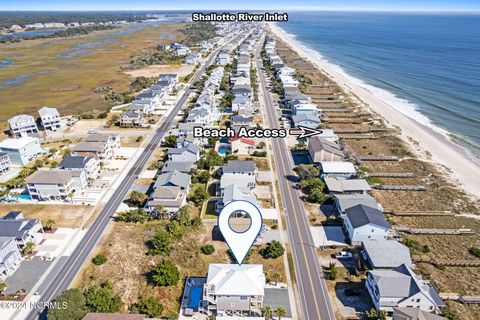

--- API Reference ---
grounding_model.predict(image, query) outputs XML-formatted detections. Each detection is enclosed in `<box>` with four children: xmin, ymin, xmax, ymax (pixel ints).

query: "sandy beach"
<box><xmin>269</xmin><ymin>23</ymin><xmax>480</xmax><ymax>199</ymax></box>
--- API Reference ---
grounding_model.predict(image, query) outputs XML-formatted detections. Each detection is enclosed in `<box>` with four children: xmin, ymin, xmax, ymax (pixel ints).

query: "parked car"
<box><xmin>334</xmin><ymin>251</ymin><xmax>353</xmax><ymax>259</ymax></box>
<box><xmin>344</xmin><ymin>288</ymin><xmax>361</xmax><ymax>296</ymax></box>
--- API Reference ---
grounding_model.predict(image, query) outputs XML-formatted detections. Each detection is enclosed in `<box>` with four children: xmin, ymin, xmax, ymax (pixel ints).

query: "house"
<box><xmin>154</xmin><ymin>170</ymin><xmax>191</xmax><ymax>191</ymax></box>
<box><xmin>216</xmin><ymin>49</ymin><xmax>231</xmax><ymax>65</ymax></box>
<box><xmin>0</xmin><ymin>237</ymin><xmax>22</xmax><ymax>278</ymax></box>
<box><xmin>217</xmin><ymin>183</ymin><xmax>258</xmax><ymax>212</ymax></box>
<box><xmin>393</xmin><ymin>307</ymin><xmax>446</xmax><ymax>320</ymax></box>
<box><xmin>184</xmin><ymin>52</ymin><xmax>201</xmax><ymax>64</ymax></box>
<box><xmin>219</xmin><ymin>161</ymin><xmax>257</xmax><ymax>195</ymax></box>
<box><xmin>362</xmin><ymin>240</ymin><xmax>412</xmax><ymax>269</ymax></box>
<box><xmin>307</xmin><ymin>129</ymin><xmax>338</xmax><ymax>143</ymax></box>
<box><xmin>203</xmin><ymin>264</ymin><xmax>265</xmax><ymax>317</ymax></box>
<box><xmin>8</xmin><ymin>114</ymin><xmax>39</xmax><ymax>138</ymax></box>
<box><xmin>171</xmin><ymin>43</ymin><xmax>190</xmax><ymax>56</ymax></box>
<box><xmin>231</xmin><ymin>96</ymin><xmax>253</xmax><ymax>113</ymax></box>
<box><xmin>72</xmin><ymin>133</ymin><xmax>120</xmax><ymax>160</ymax></box>
<box><xmin>230</xmin><ymin>115</ymin><xmax>253</xmax><ymax>128</ymax></box>
<box><xmin>161</xmin><ymin>161</ymin><xmax>194</xmax><ymax>174</ymax></box>
<box><xmin>0</xmin><ymin>211</ymin><xmax>43</xmax><ymax>246</ymax></box>
<box><xmin>58</xmin><ymin>156</ymin><xmax>101</xmax><ymax>180</ymax></box>
<box><xmin>145</xmin><ymin>186</ymin><xmax>187</xmax><ymax>214</ymax></box>
<box><xmin>279</xmin><ymin>75</ymin><xmax>299</xmax><ymax>89</ymax></box>
<box><xmin>325</xmin><ymin>177</ymin><xmax>371</xmax><ymax>194</ymax></box>
<box><xmin>320</xmin><ymin>161</ymin><xmax>356</xmax><ymax>178</ymax></box>
<box><xmin>231</xmin><ymin>85</ymin><xmax>252</xmax><ymax>98</ymax></box>
<box><xmin>343</xmin><ymin>204</ymin><xmax>391</xmax><ymax>244</ymax></box>
<box><xmin>334</xmin><ymin>193</ymin><xmax>380</xmax><ymax>215</ymax></box>
<box><xmin>293</xmin><ymin>103</ymin><xmax>318</xmax><ymax>116</ymax></box>
<box><xmin>167</xmin><ymin>144</ymin><xmax>200</xmax><ymax>162</ymax></box>
<box><xmin>276</xmin><ymin>66</ymin><xmax>295</xmax><ymax>77</ymax></box>
<box><xmin>178</xmin><ymin>122</ymin><xmax>205</xmax><ymax>137</ymax></box>
<box><xmin>284</xmin><ymin>91</ymin><xmax>311</xmax><ymax>108</ymax></box>
<box><xmin>0</xmin><ymin>153</ymin><xmax>11</xmax><ymax>175</ymax></box>
<box><xmin>26</xmin><ymin>170</ymin><xmax>87</xmax><ymax>201</ymax></box>
<box><xmin>308</xmin><ymin>137</ymin><xmax>344</xmax><ymax>163</ymax></box>
<box><xmin>0</xmin><ymin>137</ymin><xmax>43</xmax><ymax>166</ymax></box>
<box><xmin>291</xmin><ymin>114</ymin><xmax>321</xmax><ymax>129</ymax></box>
<box><xmin>230</xmin><ymin>137</ymin><xmax>256</xmax><ymax>155</ymax></box>
<box><xmin>366</xmin><ymin>264</ymin><xmax>445</xmax><ymax>314</ymax></box>
<box><xmin>176</xmin><ymin>133</ymin><xmax>203</xmax><ymax>148</ymax></box>
<box><xmin>120</xmin><ymin>109</ymin><xmax>145</xmax><ymax>127</ymax></box>
<box><xmin>38</xmin><ymin>107</ymin><xmax>61</xmax><ymax>132</ymax></box>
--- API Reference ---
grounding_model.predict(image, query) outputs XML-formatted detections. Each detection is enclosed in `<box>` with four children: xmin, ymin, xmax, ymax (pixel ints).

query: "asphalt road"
<box><xmin>255</xmin><ymin>37</ymin><xmax>336</xmax><ymax>320</ymax></box>
<box><xmin>25</xmin><ymin>35</ymin><xmax>241</xmax><ymax>320</ymax></box>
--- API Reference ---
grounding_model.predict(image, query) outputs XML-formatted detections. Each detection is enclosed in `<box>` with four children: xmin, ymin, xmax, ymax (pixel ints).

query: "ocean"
<box><xmin>278</xmin><ymin>12</ymin><xmax>480</xmax><ymax>161</ymax></box>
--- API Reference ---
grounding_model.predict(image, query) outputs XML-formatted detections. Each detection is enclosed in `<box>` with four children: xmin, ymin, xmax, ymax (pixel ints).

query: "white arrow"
<box><xmin>289</xmin><ymin>126</ymin><xmax>323</xmax><ymax>139</ymax></box>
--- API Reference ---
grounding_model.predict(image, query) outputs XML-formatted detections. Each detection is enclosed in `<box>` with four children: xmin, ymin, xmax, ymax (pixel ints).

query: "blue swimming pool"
<box><xmin>18</xmin><ymin>194</ymin><xmax>32</xmax><ymax>200</ymax></box>
<box><xmin>218</xmin><ymin>148</ymin><xmax>227</xmax><ymax>156</ymax></box>
<box><xmin>188</xmin><ymin>287</ymin><xmax>202</xmax><ymax>308</ymax></box>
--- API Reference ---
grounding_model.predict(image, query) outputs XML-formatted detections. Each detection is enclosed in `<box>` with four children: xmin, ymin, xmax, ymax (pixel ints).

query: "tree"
<box><xmin>47</xmin><ymin>288</ymin><xmax>87</xmax><ymax>320</ymax></box>
<box><xmin>147</xmin><ymin>231</ymin><xmax>172</xmax><ymax>256</ymax></box>
<box><xmin>164</xmin><ymin>135</ymin><xmax>177</xmax><ymax>147</ymax></box>
<box><xmin>22</xmin><ymin>242</ymin><xmax>35</xmax><ymax>255</ymax></box>
<box><xmin>129</xmin><ymin>191</ymin><xmax>147</xmax><ymax>207</ymax></box>
<box><xmin>197</xmin><ymin>170</ymin><xmax>211</xmax><ymax>183</ymax></box>
<box><xmin>44</xmin><ymin>219</ymin><xmax>56</xmax><ymax>231</ymax></box>
<box><xmin>306</xmin><ymin>188</ymin><xmax>327</xmax><ymax>204</ymax></box>
<box><xmin>271</xmin><ymin>271</ymin><xmax>282</xmax><ymax>285</ymax></box>
<box><xmin>365</xmin><ymin>308</ymin><xmax>386</xmax><ymax>320</ymax></box>
<box><xmin>0</xmin><ymin>280</ymin><xmax>7</xmax><ymax>293</ymax></box>
<box><xmin>115</xmin><ymin>209</ymin><xmax>149</xmax><ymax>223</ymax></box>
<box><xmin>201</xmin><ymin>244</ymin><xmax>215</xmax><ymax>255</ymax></box>
<box><xmin>153</xmin><ymin>205</ymin><xmax>169</xmax><ymax>220</ymax></box>
<box><xmin>325</xmin><ymin>262</ymin><xmax>337</xmax><ymax>280</ymax></box>
<box><xmin>294</xmin><ymin>165</ymin><xmax>319</xmax><ymax>180</ymax></box>
<box><xmin>190</xmin><ymin>188</ymin><xmax>208</xmax><ymax>206</ymax></box>
<box><xmin>468</xmin><ymin>247</ymin><xmax>480</xmax><ymax>258</ymax></box>
<box><xmin>299</xmin><ymin>178</ymin><xmax>324</xmax><ymax>193</ymax></box>
<box><xmin>131</xmin><ymin>297</ymin><xmax>164</xmax><ymax>318</ymax></box>
<box><xmin>261</xmin><ymin>241</ymin><xmax>285</xmax><ymax>259</ymax></box>
<box><xmin>263</xmin><ymin>306</ymin><xmax>273</xmax><ymax>319</ymax></box>
<box><xmin>83</xmin><ymin>282</ymin><xmax>123</xmax><ymax>313</ymax></box>
<box><xmin>92</xmin><ymin>254</ymin><xmax>107</xmax><ymax>265</ymax></box>
<box><xmin>274</xmin><ymin>307</ymin><xmax>287</xmax><ymax>320</ymax></box>
<box><xmin>150</xmin><ymin>259</ymin><xmax>180</xmax><ymax>287</ymax></box>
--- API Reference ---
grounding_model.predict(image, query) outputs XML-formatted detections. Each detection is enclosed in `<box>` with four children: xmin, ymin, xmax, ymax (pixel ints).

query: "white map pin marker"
<box><xmin>218</xmin><ymin>200</ymin><xmax>263</xmax><ymax>265</ymax></box>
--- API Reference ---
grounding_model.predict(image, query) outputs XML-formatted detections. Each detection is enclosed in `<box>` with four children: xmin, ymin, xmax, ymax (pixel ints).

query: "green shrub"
<box><xmin>92</xmin><ymin>254</ymin><xmax>107</xmax><ymax>265</ymax></box>
<box><xmin>201</xmin><ymin>244</ymin><xmax>215</xmax><ymax>255</ymax></box>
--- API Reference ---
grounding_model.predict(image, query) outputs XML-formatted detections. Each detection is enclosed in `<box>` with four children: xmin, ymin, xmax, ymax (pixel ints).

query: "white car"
<box><xmin>334</xmin><ymin>251</ymin><xmax>353</xmax><ymax>259</ymax></box>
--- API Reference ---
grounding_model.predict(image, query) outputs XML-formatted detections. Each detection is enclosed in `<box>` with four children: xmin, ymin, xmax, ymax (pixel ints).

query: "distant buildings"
<box><xmin>38</xmin><ymin>107</ymin><xmax>61</xmax><ymax>132</ymax></box>
<box><xmin>8</xmin><ymin>114</ymin><xmax>38</xmax><ymax>138</ymax></box>
<box><xmin>0</xmin><ymin>137</ymin><xmax>43</xmax><ymax>166</ymax></box>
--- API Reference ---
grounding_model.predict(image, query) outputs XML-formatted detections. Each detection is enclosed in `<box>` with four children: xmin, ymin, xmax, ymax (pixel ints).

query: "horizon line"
<box><xmin>1</xmin><ymin>9</ymin><xmax>480</xmax><ymax>13</ymax></box>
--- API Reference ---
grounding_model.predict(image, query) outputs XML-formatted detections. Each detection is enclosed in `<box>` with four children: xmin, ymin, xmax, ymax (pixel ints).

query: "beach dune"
<box><xmin>269</xmin><ymin>23</ymin><xmax>480</xmax><ymax>198</ymax></box>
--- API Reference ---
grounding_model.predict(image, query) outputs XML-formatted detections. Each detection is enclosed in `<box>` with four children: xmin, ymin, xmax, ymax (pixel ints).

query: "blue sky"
<box><xmin>1</xmin><ymin>0</ymin><xmax>480</xmax><ymax>12</ymax></box>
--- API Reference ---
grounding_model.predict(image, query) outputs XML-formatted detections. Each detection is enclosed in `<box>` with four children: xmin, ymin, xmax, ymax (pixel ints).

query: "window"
<box><xmin>416</xmin><ymin>299</ymin><xmax>420</xmax><ymax>302</ymax></box>
<box><xmin>240</xmin><ymin>296</ymin><xmax>248</xmax><ymax>300</ymax></box>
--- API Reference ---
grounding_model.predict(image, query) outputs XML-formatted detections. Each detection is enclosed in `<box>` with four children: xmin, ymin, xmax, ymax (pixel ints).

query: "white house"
<box><xmin>343</xmin><ymin>204</ymin><xmax>391</xmax><ymax>244</ymax></box>
<box><xmin>167</xmin><ymin>144</ymin><xmax>200</xmax><ymax>162</ymax></box>
<box><xmin>38</xmin><ymin>107</ymin><xmax>61</xmax><ymax>132</ymax></box>
<box><xmin>366</xmin><ymin>264</ymin><xmax>445</xmax><ymax>314</ymax></box>
<box><xmin>57</xmin><ymin>156</ymin><xmax>101</xmax><ymax>180</ymax></box>
<box><xmin>203</xmin><ymin>264</ymin><xmax>265</xmax><ymax>317</ymax></box>
<box><xmin>26</xmin><ymin>170</ymin><xmax>87</xmax><ymax>201</ymax></box>
<box><xmin>145</xmin><ymin>186</ymin><xmax>187</xmax><ymax>214</ymax></box>
<box><xmin>293</xmin><ymin>103</ymin><xmax>318</xmax><ymax>116</ymax></box>
<box><xmin>291</xmin><ymin>114</ymin><xmax>321</xmax><ymax>129</ymax></box>
<box><xmin>0</xmin><ymin>137</ymin><xmax>43</xmax><ymax>166</ymax></box>
<box><xmin>231</xmin><ymin>96</ymin><xmax>253</xmax><ymax>114</ymax></box>
<box><xmin>8</xmin><ymin>114</ymin><xmax>39</xmax><ymax>138</ymax></box>
<box><xmin>219</xmin><ymin>160</ymin><xmax>257</xmax><ymax>195</ymax></box>
<box><xmin>0</xmin><ymin>211</ymin><xmax>43</xmax><ymax>247</ymax></box>
<box><xmin>0</xmin><ymin>237</ymin><xmax>22</xmax><ymax>279</ymax></box>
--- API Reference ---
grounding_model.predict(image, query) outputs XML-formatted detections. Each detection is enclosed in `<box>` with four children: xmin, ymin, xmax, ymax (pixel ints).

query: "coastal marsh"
<box><xmin>0</xmin><ymin>23</ymin><xmax>183</xmax><ymax>132</ymax></box>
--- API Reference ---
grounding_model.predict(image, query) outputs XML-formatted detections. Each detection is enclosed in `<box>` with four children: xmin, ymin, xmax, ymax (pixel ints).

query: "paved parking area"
<box><xmin>264</xmin><ymin>287</ymin><xmax>292</xmax><ymax>318</ymax></box>
<box><xmin>5</xmin><ymin>257</ymin><xmax>52</xmax><ymax>295</ymax></box>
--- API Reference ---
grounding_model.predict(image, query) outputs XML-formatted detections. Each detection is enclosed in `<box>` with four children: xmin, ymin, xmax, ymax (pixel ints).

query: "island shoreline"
<box><xmin>269</xmin><ymin>22</ymin><xmax>480</xmax><ymax>199</ymax></box>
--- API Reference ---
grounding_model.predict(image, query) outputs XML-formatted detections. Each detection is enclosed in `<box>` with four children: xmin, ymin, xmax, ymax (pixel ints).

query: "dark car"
<box><xmin>344</xmin><ymin>288</ymin><xmax>361</xmax><ymax>296</ymax></box>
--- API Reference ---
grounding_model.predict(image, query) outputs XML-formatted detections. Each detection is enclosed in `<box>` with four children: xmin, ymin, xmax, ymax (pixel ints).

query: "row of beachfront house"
<box><xmin>265</xmin><ymin>34</ymin><xmax>445</xmax><ymax>317</ymax></box>
<box><xmin>120</xmin><ymin>74</ymin><xmax>178</xmax><ymax>127</ymax></box>
<box><xmin>8</xmin><ymin>106</ymin><xmax>62</xmax><ymax>139</ymax></box>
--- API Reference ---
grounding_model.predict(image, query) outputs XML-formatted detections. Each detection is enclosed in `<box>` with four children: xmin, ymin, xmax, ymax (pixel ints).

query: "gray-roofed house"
<box><xmin>0</xmin><ymin>211</ymin><xmax>43</xmax><ymax>246</ymax></box>
<box><xmin>58</xmin><ymin>156</ymin><xmax>101</xmax><ymax>180</ymax></box>
<box><xmin>230</xmin><ymin>115</ymin><xmax>254</xmax><ymax>127</ymax></box>
<box><xmin>167</xmin><ymin>144</ymin><xmax>200</xmax><ymax>162</ymax></box>
<box><xmin>393</xmin><ymin>307</ymin><xmax>446</xmax><ymax>320</ymax></box>
<box><xmin>366</xmin><ymin>264</ymin><xmax>445</xmax><ymax>314</ymax></box>
<box><xmin>362</xmin><ymin>240</ymin><xmax>412</xmax><ymax>269</ymax></box>
<box><xmin>334</xmin><ymin>193</ymin><xmax>381</xmax><ymax>215</ymax></box>
<box><xmin>8</xmin><ymin>114</ymin><xmax>39</xmax><ymax>138</ymax></box>
<box><xmin>308</xmin><ymin>137</ymin><xmax>344</xmax><ymax>162</ymax></box>
<box><xmin>120</xmin><ymin>109</ymin><xmax>145</xmax><ymax>127</ymax></box>
<box><xmin>0</xmin><ymin>236</ymin><xmax>22</xmax><ymax>278</ymax></box>
<box><xmin>219</xmin><ymin>160</ymin><xmax>257</xmax><ymax>195</ymax></box>
<box><xmin>38</xmin><ymin>107</ymin><xmax>61</xmax><ymax>132</ymax></box>
<box><xmin>145</xmin><ymin>186</ymin><xmax>187</xmax><ymax>214</ymax></box>
<box><xmin>343</xmin><ymin>204</ymin><xmax>391</xmax><ymax>244</ymax></box>
<box><xmin>161</xmin><ymin>161</ymin><xmax>194</xmax><ymax>174</ymax></box>
<box><xmin>291</xmin><ymin>114</ymin><xmax>321</xmax><ymax>129</ymax></box>
<box><xmin>26</xmin><ymin>170</ymin><xmax>86</xmax><ymax>201</ymax></box>
<box><xmin>72</xmin><ymin>133</ymin><xmax>120</xmax><ymax>160</ymax></box>
<box><xmin>154</xmin><ymin>169</ymin><xmax>191</xmax><ymax>191</ymax></box>
<box><xmin>231</xmin><ymin>85</ymin><xmax>253</xmax><ymax>98</ymax></box>
<box><xmin>325</xmin><ymin>177</ymin><xmax>371</xmax><ymax>195</ymax></box>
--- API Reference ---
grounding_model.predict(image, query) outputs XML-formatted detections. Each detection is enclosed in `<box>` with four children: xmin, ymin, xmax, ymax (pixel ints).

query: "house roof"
<box><xmin>232</xmin><ymin>95</ymin><xmax>251</xmax><ymax>104</ymax></box>
<box><xmin>0</xmin><ymin>137</ymin><xmax>39</xmax><ymax>149</ymax></box>
<box><xmin>27</xmin><ymin>170</ymin><xmax>73</xmax><ymax>185</ymax></box>
<box><xmin>161</xmin><ymin>161</ymin><xmax>193</xmax><ymax>173</ymax></box>
<box><xmin>393</xmin><ymin>308</ymin><xmax>446</xmax><ymax>320</ymax></box>
<box><xmin>58</xmin><ymin>156</ymin><xmax>94</xmax><ymax>169</ymax></box>
<box><xmin>345</xmin><ymin>204</ymin><xmax>390</xmax><ymax>229</ymax></box>
<box><xmin>309</xmin><ymin>138</ymin><xmax>343</xmax><ymax>158</ymax></box>
<box><xmin>207</xmin><ymin>264</ymin><xmax>265</xmax><ymax>296</ymax></box>
<box><xmin>291</xmin><ymin>114</ymin><xmax>321</xmax><ymax>124</ymax></box>
<box><xmin>335</xmin><ymin>194</ymin><xmax>379</xmax><ymax>212</ymax></box>
<box><xmin>223</xmin><ymin>183</ymin><xmax>257</xmax><ymax>205</ymax></box>
<box><xmin>320</xmin><ymin>161</ymin><xmax>355</xmax><ymax>174</ymax></box>
<box><xmin>363</xmin><ymin>240</ymin><xmax>412</xmax><ymax>268</ymax></box>
<box><xmin>325</xmin><ymin>177</ymin><xmax>371</xmax><ymax>193</ymax></box>
<box><xmin>223</xmin><ymin>160</ymin><xmax>256</xmax><ymax>174</ymax></box>
<box><xmin>150</xmin><ymin>186</ymin><xmax>182</xmax><ymax>200</ymax></box>
<box><xmin>230</xmin><ymin>137</ymin><xmax>255</xmax><ymax>146</ymax></box>
<box><xmin>84</xmin><ymin>133</ymin><xmax>117</xmax><ymax>143</ymax></box>
<box><xmin>72</xmin><ymin>141</ymin><xmax>104</xmax><ymax>153</ymax></box>
<box><xmin>8</xmin><ymin>114</ymin><xmax>35</xmax><ymax>125</ymax></box>
<box><xmin>154</xmin><ymin>170</ymin><xmax>190</xmax><ymax>189</ymax></box>
<box><xmin>168</xmin><ymin>143</ymin><xmax>199</xmax><ymax>155</ymax></box>
<box><xmin>369</xmin><ymin>264</ymin><xmax>420</xmax><ymax>298</ymax></box>
<box><xmin>38</xmin><ymin>106</ymin><xmax>59</xmax><ymax>118</ymax></box>
<box><xmin>231</xmin><ymin>115</ymin><xmax>253</xmax><ymax>124</ymax></box>
<box><xmin>0</xmin><ymin>212</ymin><xmax>39</xmax><ymax>240</ymax></box>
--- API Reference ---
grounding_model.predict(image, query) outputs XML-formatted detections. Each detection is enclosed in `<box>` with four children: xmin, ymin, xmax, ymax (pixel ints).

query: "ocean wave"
<box><xmin>275</xmin><ymin>24</ymin><xmax>480</xmax><ymax>163</ymax></box>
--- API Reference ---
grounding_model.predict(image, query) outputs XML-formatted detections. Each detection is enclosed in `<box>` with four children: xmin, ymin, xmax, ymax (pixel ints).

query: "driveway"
<box><xmin>5</xmin><ymin>257</ymin><xmax>52</xmax><ymax>295</ymax></box>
